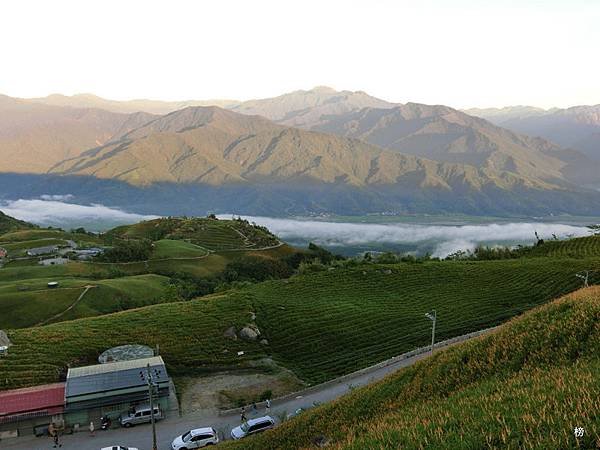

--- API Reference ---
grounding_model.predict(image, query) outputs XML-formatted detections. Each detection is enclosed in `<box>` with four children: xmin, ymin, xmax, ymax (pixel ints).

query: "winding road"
<box><xmin>0</xmin><ymin>326</ymin><xmax>497</xmax><ymax>450</ymax></box>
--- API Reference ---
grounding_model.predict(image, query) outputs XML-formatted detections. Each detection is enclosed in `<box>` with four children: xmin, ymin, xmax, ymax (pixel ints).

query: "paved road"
<box><xmin>0</xmin><ymin>328</ymin><xmax>494</xmax><ymax>450</ymax></box>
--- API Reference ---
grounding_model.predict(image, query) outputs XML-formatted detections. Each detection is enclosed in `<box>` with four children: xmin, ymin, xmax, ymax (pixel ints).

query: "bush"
<box><xmin>223</xmin><ymin>256</ymin><xmax>293</xmax><ymax>282</ymax></box>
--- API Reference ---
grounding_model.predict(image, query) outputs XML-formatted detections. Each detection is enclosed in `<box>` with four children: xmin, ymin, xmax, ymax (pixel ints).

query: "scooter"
<box><xmin>100</xmin><ymin>416</ymin><xmax>112</xmax><ymax>430</ymax></box>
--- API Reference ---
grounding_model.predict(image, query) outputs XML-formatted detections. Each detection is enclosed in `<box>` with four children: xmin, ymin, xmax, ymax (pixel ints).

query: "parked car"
<box><xmin>171</xmin><ymin>427</ymin><xmax>219</xmax><ymax>449</ymax></box>
<box><xmin>119</xmin><ymin>405</ymin><xmax>163</xmax><ymax>427</ymax></box>
<box><xmin>230</xmin><ymin>416</ymin><xmax>275</xmax><ymax>440</ymax></box>
<box><xmin>101</xmin><ymin>446</ymin><xmax>139</xmax><ymax>450</ymax></box>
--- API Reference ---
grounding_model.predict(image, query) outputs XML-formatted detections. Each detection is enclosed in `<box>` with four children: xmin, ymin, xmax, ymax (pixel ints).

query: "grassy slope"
<box><xmin>0</xmin><ymin>211</ymin><xmax>35</xmax><ymax>235</ymax></box>
<box><xmin>0</xmin><ymin>274</ymin><xmax>172</xmax><ymax>329</ymax></box>
<box><xmin>221</xmin><ymin>287</ymin><xmax>600</xmax><ymax>450</ymax></box>
<box><xmin>524</xmin><ymin>234</ymin><xmax>600</xmax><ymax>258</ymax></box>
<box><xmin>150</xmin><ymin>239</ymin><xmax>209</xmax><ymax>259</ymax></box>
<box><xmin>1</xmin><ymin>257</ymin><xmax>598</xmax><ymax>391</ymax></box>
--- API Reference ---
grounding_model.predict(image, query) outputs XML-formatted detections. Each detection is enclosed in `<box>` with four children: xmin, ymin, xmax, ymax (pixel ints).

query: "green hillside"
<box><xmin>522</xmin><ymin>234</ymin><xmax>600</xmax><ymax>259</ymax></box>
<box><xmin>0</xmin><ymin>216</ymin><xmax>298</xmax><ymax>330</ymax></box>
<box><xmin>0</xmin><ymin>210</ymin><xmax>35</xmax><ymax>235</ymax></box>
<box><xmin>106</xmin><ymin>216</ymin><xmax>280</xmax><ymax>251</ymax></box>
<box><xmin>0</xmin><ymin>274</ymin><xmax>172</xmax><ymax>329</ymax></box>
<box><xmin>222</xmin><ymin>287</ymin><xmax>600</xmax><ymax>449</ymax></box>
<box><xmin>1</xmin><ymin>257</ymin><xmax>597</xmax><ymax>390</ymax></box>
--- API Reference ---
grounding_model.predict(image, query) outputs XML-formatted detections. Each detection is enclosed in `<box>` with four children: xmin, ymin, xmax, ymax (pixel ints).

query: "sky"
<box><xmin>1</xmin><ymin>0</ymin><xmax>599</xmax><ymax>109</ymax></box>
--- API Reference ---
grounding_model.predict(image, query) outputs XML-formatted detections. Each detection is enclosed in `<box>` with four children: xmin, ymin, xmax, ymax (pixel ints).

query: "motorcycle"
<box><xmin>100</xmin><ymin>416</ymin><xmax>112</xmax><ymax>430</ymax></box>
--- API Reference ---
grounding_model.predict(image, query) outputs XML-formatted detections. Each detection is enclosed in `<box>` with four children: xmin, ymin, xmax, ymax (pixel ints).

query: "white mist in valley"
<box><xmin>0</xmin><ymin>198</ymin><xmax>157</xmax><ymax>231</ymax></box>
<box><xmin>0</xmin><ymin>197</ymin><xmax>592</xmax><ymax>257</ymax></box>
<box><xmin>230</xmin><ymin>216</ymin><xmax>592</xmax><ymax>257</ymax></box>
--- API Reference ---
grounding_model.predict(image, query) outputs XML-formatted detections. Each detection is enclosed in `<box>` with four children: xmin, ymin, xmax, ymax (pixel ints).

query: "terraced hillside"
<box><xmin>222</xmin><ymin>287</ymin><xmax>600</xmax><ymax>449</ymax></box>
<box><xmin>523</xmin><ymin>234</ymin><xmax>600</xmax><ymax>259</ymax></box>
<box><xmin>106</xmin><ymin>216</ymin><xmax>280</xmax><ymax>251</ymax></box>
<box><xmin>1</xmin><ymin>257</ymin><xmax>598</xmax><ymax>390</ymax></box>
<box><xmin>0</xmin><ymin>215</ymin><xmax>298</xmax><ymax>329</ymax></box>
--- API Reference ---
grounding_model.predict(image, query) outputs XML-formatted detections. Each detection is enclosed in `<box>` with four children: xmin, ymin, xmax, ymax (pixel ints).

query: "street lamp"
<box><xmin>576</xmin><ymin>270</ymin><xmax>590</xmax><ymax>288</ymax></box>
<box><xmin>425</xmin><ymin>310</ymin><xmax>437</xmax><ymax>356</ymax></box>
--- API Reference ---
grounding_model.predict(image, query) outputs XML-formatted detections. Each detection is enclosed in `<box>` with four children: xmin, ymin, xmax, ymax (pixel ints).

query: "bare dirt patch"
<box><xmin>176</xmin><ymin>370</ymin><xmax>304</xmax><ymax>417</ymax></box>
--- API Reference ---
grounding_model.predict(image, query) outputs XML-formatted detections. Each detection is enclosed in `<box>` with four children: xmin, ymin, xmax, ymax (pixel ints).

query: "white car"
<box><xmin>171</xmin><ymin>427</ymin><xmax>219</xmax><ymax>449</ymax></box>
<box><xmin>230</xmin><ymin>416</ymin><xmax>275</xmax><ymax>440</ymax></box>
<box><xmin>101</xmin><ymin>447</ymin><xmax>139</xmax><ymax>450</ymax></box>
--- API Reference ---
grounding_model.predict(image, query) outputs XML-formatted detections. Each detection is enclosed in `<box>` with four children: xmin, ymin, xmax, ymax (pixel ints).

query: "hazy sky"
<box><xmin>2</xmin><ymin>0</ymin><xmax>599</xmax><ymax>109</ymax></box>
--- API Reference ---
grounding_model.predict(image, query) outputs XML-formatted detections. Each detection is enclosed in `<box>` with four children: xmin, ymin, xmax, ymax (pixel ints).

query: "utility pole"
<box><xmin>146</xmin><ymin>364</ymin><xmax>158</xmax><ymax>450</ymax></box>
<box><xmin>425</xmin><ymin>310</ymin><xmax>437</xmax><ymax>356</ymax></box>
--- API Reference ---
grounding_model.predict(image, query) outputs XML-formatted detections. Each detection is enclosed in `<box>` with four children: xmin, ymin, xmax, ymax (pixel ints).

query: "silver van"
<box><xmin>120</xmin><ymin>405</ymin><xmax>163</xmax><ymax>427</ymax></box>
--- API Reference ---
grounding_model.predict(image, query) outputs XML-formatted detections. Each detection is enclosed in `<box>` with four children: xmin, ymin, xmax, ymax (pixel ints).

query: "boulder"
<box><xmin>223</xmin><ymin>326</ymin><xmax>238</xmax><ymax>340</ymax></box>
<box><xmin>239</xmin><ymin>326</ymin><xmax>260</xmax><ymax>341</ymax></box>
<box><xmin>259</xmin><ymin>339</ymin><xmax>269</xmax><ymax>346</ymax></box>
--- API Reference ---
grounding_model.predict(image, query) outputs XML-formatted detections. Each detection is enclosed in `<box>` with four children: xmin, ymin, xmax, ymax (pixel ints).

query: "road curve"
<box><xmin>0</xmin><ymin>326</ymin><xmax>498</xmax><ymax>450</ymax></box>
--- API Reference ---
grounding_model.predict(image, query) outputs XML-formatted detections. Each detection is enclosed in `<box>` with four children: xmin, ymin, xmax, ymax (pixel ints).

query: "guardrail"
<box><xmin>218</xmin><ymin>325</ymin><xmax>500</xmax><ymax>416</ymax></box>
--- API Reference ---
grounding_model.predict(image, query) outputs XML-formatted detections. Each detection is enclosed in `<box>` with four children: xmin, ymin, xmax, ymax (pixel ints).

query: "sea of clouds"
<box><xmin>0</xmin><ymin>197</ymin><xmax>157</xmax><ymax>230</ymax></box>
<box><xmin>0</xmin><ymin>197</ymin><xmax>592</xmax><ymax>256</ymax></box>
<box><xmin>229</xmin><ymin>215</ymin><xmax>591</xmax><ymax>257</ymax></box>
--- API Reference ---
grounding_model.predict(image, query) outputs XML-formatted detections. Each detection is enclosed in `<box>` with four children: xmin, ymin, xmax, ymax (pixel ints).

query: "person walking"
<box><xmin>53</xmin><ymin>429</ymin><xmax>62</xmax><ymax>448</ymax></box>
<box><xmin>240</xmin><ymin>407</ymin><xmax>247</xmax><ymax>423</ymax></box>
<box><xmin>89</xmin><ymin>421</ymin><xmax>95</xmax><ymax>437</ymax></box>
<box><xmin>266</xmin><ymin>398</ymin><xmax>271</xmax><ymax>413</ymax></box>
<box><xmin>251</xmin><ymin>402</ymin><xmax>258</xmax><ymax>415</ymax></box>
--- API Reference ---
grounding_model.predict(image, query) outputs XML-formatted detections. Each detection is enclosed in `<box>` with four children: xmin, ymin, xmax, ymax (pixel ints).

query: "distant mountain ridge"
<box><xmin>467</xmin><ymin>104</ymin><xmax>600</xmax><ymax>161</ymax></box>
<box><xmin>2</xmin><ymin>88</ymin><xmax>600</xmax><ymax>216</ymax></box>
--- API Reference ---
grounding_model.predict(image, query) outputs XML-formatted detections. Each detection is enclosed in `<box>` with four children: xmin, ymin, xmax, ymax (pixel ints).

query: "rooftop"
<box><xmin>0</xmin><ymin>383</ymin><xmax>65</xmax><ymax>417</ymax></box>
<box><xmin>66</xmin><ymin>356</ymin><xmax>168</xmax><ymax>399</ymax></box>
<box><xmin>67</xmin><ymin>356</ymin><xmax>164</xmax><ymax>378</ymax></box>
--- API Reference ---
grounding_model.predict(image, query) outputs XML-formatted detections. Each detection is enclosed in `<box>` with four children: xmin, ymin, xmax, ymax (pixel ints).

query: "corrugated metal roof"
<box><xmin>67</xmin><ymin>356</ymin><xmax>164</xmax><ymax>378</ymax></box>
<box><xmin>65</xmin><ymin>356</ymin><xmax>168</xmax><ymax>399</ymax></box>
<box><xmin>0</xmin><ymin>383</ymin><xmax>65</xmax><ymax>416</ymax></box>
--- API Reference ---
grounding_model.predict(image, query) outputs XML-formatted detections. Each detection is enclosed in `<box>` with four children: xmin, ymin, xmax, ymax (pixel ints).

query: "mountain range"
<box><xmin>2</xmin><ymin>88</ymin><xmax>600</xmax><ymax>216</ymax></box>
<box><xmin>466</xmin><ymin>105</ymin><xmax>600</xmax><ymax>161</ymax></box>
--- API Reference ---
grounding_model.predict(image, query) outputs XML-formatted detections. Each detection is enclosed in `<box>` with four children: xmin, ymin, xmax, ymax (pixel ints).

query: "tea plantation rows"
<box><xmin>246</xmin><ymin>257</ymin><xmax>600</xmax><ymax>384</ymax></box>
<box><xmin>1</xmin><ymin>256</ymin><xmax>598</xmax><ymax>390</ymax></box>
<box><xmin>221</xmin><ymin>287</ymin><xmax>600</xmax><ymax>450</ymax></box>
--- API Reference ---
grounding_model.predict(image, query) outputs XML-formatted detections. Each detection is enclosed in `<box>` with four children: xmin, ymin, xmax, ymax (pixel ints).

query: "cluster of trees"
<box><xmin>167</xmin><ymin>243</ymin><xmax>340</xmax><ymax>300</ymax></box>
<box><xmin>96</xmin><ymin>239</ymin><xmax>153</xmax><ymax>263</ymax></box>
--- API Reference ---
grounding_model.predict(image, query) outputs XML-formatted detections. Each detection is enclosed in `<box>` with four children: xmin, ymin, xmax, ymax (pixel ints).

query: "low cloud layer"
<box><xmin>232</xmin><ymin>216</ymin><xmax>591</xmax><ymax>257</ymax></box>
<box><xmin>1</xmin><ymin>198</ymin><xmax>157</xmax><ymax>230</ymax></box>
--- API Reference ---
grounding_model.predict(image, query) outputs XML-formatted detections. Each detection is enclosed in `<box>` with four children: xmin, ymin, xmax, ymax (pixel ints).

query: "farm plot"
<box><xmin>246</xmin><ymin>258</ymin><xmax>600</xmax><ymax>384</ymax></box>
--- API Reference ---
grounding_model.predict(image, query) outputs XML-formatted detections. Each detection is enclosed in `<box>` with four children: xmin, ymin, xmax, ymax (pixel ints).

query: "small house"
<box><xmin>0</xmin><ymin>383</ymin><xmax>65</xmax><ymax>438</ymax></box>
<box><xmin>26</xmin><ymin>246</ymin><xmax>59</xmax><ymax>257</ymax></box>
<box><xmin>64</xmin><ymin>356</ymin><xmax>171</xmax><ymax>426</ymax></box>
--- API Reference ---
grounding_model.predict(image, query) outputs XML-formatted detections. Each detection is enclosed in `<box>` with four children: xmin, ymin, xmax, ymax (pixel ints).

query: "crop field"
<box><xmin>0</xmin><ymin>293</ymin><xmax>267</xmax><ymax>389</ymax></box>
<box><xmin>0</xmin><ymin>229</ymin><xmax>101</xmax><ymax>245</ymax></box>
<box><xmin>0</xmin><ymin>274</ymin><xmax>172</xmax><ymax>329</ymax></box>
<box><xmin>150</xmin><ymin>239</ymin><xmax>210</xmax><ymax>259</ymax></box>
<box><xmin>244</xmin><ymin>258</ymin><xmax>600</xmax><ymax>384</ymax></box>
<box><xmin>1</xmin><ymin>257</ymin><xmax>598</xmax><ymax>391</ymax></box>
<box><xmin>107</xmin><ymin>217</ymin><xmax>280</xmax><ymax>251</ymax></box>
<box><xmin>222</xmin><ymin>287</ymin><xmax>600</xmax><ymax>450</ymax></box>
<box><xmin>524</xmin><ymin>234</ymin><xmax>600</xmax><ymax>259</ymax></box>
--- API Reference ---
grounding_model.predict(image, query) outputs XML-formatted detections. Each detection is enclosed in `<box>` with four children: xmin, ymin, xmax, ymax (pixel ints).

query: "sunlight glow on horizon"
<box><xmin>2</xmin><ymin>0</ymin><xmax>599</xmax><ymax>109</ymax></box>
